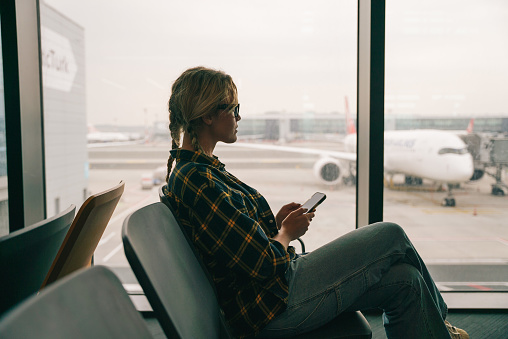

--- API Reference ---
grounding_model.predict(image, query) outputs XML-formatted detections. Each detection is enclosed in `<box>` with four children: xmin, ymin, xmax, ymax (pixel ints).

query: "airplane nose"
<box><xmin>445</xmin><ymin>155</ymin><xmax>474</xmax><ymax>182</ymax></box>
<box><xmin>458</xmin><ymin>156</ymin><xmax>474</xmax><ymax>181</ymax></box>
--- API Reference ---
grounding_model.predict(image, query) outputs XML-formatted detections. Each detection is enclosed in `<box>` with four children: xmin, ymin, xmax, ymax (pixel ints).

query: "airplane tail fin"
<box><xmin>466</xmin><ymin>118</ymin><xmax>474</xmax><ymax>133</ymax></box>
<box><xmin>88</xmin><ymin>124</ymin><xmax>99</xmax><ymax>134</ymax></box>
<box><xmin>345</xmin><ymin>96</ymin><xmax>356</xmax><ymax>135</ymax></box>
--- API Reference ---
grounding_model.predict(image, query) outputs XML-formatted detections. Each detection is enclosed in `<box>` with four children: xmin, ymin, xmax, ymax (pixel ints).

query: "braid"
<box><xmin>165</xmin><ymin>104</ymin><xmax>183</xmax><ymax>182</ymax></box>
<box><xmin>187</xmin><ymin>124</ymin><xmax>203</xmax><ymax>153</ymax></box>
<box><xmin>165</xmin><ymin>155</ymin><xmax>173</xmax><ymax>183</ymax></box>
<box><xmin>165</xmin><ymin>138</ymin><xmax>179</xmax><ymax>183</ymax></box>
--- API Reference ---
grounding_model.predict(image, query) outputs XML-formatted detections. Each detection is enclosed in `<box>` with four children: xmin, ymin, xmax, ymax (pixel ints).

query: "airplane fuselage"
<box><xmin>345</xmin><ymin>129</ymin><xmax>474</xmax><ymax>183</ymax></box>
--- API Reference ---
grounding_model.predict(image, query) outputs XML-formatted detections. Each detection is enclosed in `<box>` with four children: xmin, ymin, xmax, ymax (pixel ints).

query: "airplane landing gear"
<box><xmin>343</xmin><ymin>174</ymin><xmax>356</xmax><ymax>185</ymax></box>
<box><xmin>442</xmin><ymin>197</ymin><xmax>456</xmax><ymax>207</ymax></box>
<box><xmin>491</xmin><ymin>186</ymin><xmax>505</xmax><ymax>196</ymax></box>
<box><xmin>405</xmin><ymin>175</ymin><xmax>423</xmax><ymax>186</ymax></box>
<box><xmin>486</xmin><ymin>165</ymin><xmax>507</xmax><ymax>196</ymax></box>
<box><xmin>442</xmin><ymin>183</ymin><xmax>456</xmax><ymax>207</ymax></box>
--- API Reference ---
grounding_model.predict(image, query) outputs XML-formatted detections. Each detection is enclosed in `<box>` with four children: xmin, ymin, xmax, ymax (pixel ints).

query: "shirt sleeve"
<box><xmin>188</xmin><ymin>179</ymin><xmax>291</xmax><ymax>282</ymax></box>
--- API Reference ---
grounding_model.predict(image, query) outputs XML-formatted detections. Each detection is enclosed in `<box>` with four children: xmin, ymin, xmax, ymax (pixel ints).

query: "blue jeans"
<box><xmin>257</xmin><ymin>222</ymin><xmax>451</xmax><ymax>339</ymax></box>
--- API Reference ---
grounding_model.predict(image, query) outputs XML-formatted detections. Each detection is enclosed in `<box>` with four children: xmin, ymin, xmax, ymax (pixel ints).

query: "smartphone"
<box><xmin>301</xmin><ymin>192</ymin><xmax>326</xmax><ymax>213</ymax></box>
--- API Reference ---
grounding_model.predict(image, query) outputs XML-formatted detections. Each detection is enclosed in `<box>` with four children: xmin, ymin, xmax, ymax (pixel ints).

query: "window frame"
<box><xmin>0</xmin><ymin>0</ymin><xmax>46</xmax><ymax>232</ymax></box>
<box><xmin>356</xmin><ymin>0</ymin><xmax>385</xmax><ymax>228</ymax></box>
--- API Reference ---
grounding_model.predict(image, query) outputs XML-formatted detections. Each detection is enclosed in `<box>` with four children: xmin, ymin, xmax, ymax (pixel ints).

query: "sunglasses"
<box><xmin>217</xmin><ymin>104</ymin><xmax>240</xmax><ymax>118</ymax></box>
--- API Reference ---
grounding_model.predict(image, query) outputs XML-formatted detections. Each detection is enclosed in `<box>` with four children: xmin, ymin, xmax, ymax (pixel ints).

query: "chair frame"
<box><xmin>0</xmin><ymin>266</ymin><xmax>153</xmax><ymax>339</ymax></box>
<box><xmin>40</xmin><ymin>180</ymin><xmax>124</xmax><ymax>289</ymax></box>
<box><xmin>0</xmin><ymin>205</ymin><xmax>75</xmax><ymax>315</ymax></box>
<box><xmin>122</xmin><ymin>202</ymin><xmax>212</xmax><ymax>339</ymax></box>
<box><xmin>124</xmin><ymin>202</ymin><xmax>371</xmax><ymax>339</ymax></box>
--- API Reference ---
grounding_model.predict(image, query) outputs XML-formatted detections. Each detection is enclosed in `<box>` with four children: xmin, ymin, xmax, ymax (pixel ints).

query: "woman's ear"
<box><xmin>201</xmin><ymin>114</ymin><xmax>213</xmax><ymax>126</ymax></box>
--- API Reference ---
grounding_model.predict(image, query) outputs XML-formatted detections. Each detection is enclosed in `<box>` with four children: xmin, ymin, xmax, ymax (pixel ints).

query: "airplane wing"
<box><xmin>87</xmin><ymin>140</ymin><xmax>145</xmax><ymax>148</ymax></box>
<box><xmin>226</xmin><ymin>142</ymin><xmax>356</xmax><ymax>162</ymax></box>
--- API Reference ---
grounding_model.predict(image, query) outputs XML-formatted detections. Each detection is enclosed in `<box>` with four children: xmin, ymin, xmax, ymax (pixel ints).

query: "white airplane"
<box><xmin>87</xmin><ymin>124</ymin><xmax>130</xmax><ymax>143</ymax></box>
<box><xmin>87</xmin><ymin>124</ymin><xmax>145</xmax><ymax>146</ymax></box>
<box><xmin>229</xmin><ymin>97</ymin><xmax>475</xmax><ymax>207</ymax></box>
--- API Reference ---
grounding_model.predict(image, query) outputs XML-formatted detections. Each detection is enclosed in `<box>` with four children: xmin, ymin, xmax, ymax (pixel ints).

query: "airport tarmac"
<box><xmin>90</xmin><ymin>141</ymin><xmax>508</xmax><ymax>301</ymax></box>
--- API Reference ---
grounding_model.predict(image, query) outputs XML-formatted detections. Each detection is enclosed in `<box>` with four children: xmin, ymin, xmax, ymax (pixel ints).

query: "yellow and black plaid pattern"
<box><xmin>164</xmin><ymin>150</ymin><xmax>295</xmax><ymax>338</ymax></box>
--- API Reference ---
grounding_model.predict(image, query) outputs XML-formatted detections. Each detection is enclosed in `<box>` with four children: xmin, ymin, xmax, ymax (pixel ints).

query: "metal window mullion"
<box><xmin>356</xmin><ymin>0</ymin><xmax>385</xmax><ymax>228</ymax></box>
<box><xmin>1</xmin><ymin>0</ymin><xmax>46</xmax><ymax>232</ymax></box>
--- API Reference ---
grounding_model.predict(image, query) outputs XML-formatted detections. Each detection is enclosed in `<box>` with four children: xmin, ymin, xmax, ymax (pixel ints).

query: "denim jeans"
<box><xmin>257</xmin><ymin>222</ymin><xmax>451</xmax><ymax>339</ymax></box>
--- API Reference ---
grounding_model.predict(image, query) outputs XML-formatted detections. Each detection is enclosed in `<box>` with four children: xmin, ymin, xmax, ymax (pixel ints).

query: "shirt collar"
<box><xmin>170</xmin><ymin>149</ymin><xmax>225</xmax><ymax>170</ymax></box>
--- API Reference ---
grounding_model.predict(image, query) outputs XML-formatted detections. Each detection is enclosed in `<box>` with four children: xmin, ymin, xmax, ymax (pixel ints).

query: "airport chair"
<box><xmin>158</xmin><ymin>186</ymin><xmax>306</xmax><ymax>252</ymax></box>
<box><xmin>40</xmin><ymin>181</ymin><xmax>125</xmax><ymax>289</ymax></box>
<box><xmin>0</xmin><ymin>205</ymin><xmax>75</xmax><ymax>315</ymax></box>
<box><xmin>122</xmin><ymin>202</ymin><xmax>372</xmax><ymax>339</ymax></box>
<box><xmin>0</xmin><ymin>266</ymin><xmax>153</xmax><ymax>339</ymax></box>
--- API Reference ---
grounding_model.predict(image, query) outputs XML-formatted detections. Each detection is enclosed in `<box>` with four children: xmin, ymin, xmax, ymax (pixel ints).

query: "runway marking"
<box><xmin>468</xmin><ymin>284</ymin><xmax>493</xmax><ymax>291</ymax></box>
<box><xmin>421</xmin><ymin>208</ymin><xmax>502</xmax><ymax>215</ymax></box>
<box><xmin>436</xmin><ymin>282</ymin><xmax>508</xmax><ymax>286</ymax></box>
<box><xmin>496</xmin><ymin>238</ymin><xmax>508</xmax><ymax>247</ymax></box>
<box><xmin>98</xmin><ymin>232</ymin><xmax>116</xmax><ymax>246</ymax></box>
<box><xmin>415</xmin><ymin>237</ymin><xmax>508</xmax><ymax>242</ymax></box>
<box><xmin>436</xmin><ymin>284</ymin><xmax>454</xmax><ymax>291</ymax></box>
<box><xmin>437</xmin><ymin>282</ymin><xmax>508</xmax><ymax>291</ymax></box>
<box><xmin>108</xmin><ymin>193</ymin><xmax>155</xmax><ymax>225</ymax></box>
<box><xmin>98</xmin><ymin>193</ymin><xmax>155</xmax><ymax>262</ymax></box>
<box><xmin>123</xmin><ymin>284</ymin><xmax>143</xmax><ymax>294</ymax></box>
<box><xmin>425</xmin><ymin>258</ymin><xmax>508</xmax><ymax>265</ymax></box>
<box><xmin>102</xmin><ymin>244</ymin><xmax>123</xmax><ymax>262</ymax></box>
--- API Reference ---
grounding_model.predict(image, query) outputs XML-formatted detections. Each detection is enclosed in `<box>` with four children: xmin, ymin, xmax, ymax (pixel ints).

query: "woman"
<box><xmin>162</xmin><ymin>66</ymin><xmax>468</xmax><ymax>339</ymax></box>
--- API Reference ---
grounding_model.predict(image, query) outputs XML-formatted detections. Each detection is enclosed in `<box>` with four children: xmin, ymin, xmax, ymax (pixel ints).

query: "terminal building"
<box><xmin>151</xmin><ymin>114</ymin><xmax>508</xmax><ymax>142</ymax></box>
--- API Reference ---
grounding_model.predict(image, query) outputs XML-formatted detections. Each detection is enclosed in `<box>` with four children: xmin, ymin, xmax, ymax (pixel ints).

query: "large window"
<box><xmin>42</xmin><ymin>0</ymin><xmax>358</xmax><ymax>269</ymax></box>
<box><xmin>1</xmin><ymin>0</ymin><xmax>503</xmax><ymax>309</ymax></box>
<box><xmin>385</xmin><ymin>0</ymin><xmax>508</xmax><ymax>304</ymax></box>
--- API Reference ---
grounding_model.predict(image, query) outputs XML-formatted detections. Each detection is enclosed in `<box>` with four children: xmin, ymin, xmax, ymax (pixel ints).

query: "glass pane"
<box><xmin>385</xmin><ymin>0</ymin><xmax>508</xmax><ymax>296</ymax></box>
<box><xmin>39</xmin><ymin>5</ymin><xmax>88</xmax><ymax>220</ymax></box>
<box><xmin>0</xmin><ymin>18</ymin><xmax>9</xmax><ymax>236</ymax></box>
<box><xmin>43</xmin><ymin>0</ymin><xmax>357</xmax><ymax>270</ymax></box>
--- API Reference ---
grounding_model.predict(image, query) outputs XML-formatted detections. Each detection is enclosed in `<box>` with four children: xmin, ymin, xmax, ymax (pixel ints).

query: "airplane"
<box><xmin>87</xmin><ymin>124</ymin><xmax>144</xmax><ymax>146</ymax></box>
<box><xmin>228</xmin><ymin>97</ymin><xmax>475</xmax><ymax>207</ymax></box>
<box><xmin>466</xmin><ymin>118</ymin><xmax>474</xmax><ymax>134</ymax></box>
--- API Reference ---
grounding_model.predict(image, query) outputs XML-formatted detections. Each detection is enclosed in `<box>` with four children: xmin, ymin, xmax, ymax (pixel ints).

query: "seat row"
<box><xmin>0</xmin><ymin>180</ymin><xmax>125</xmax><ymax>315</ymax></box>
<box><xmin>0</xmin><ymin>182</ymin><xmax>372</xmax><ymax>338</ymax></box>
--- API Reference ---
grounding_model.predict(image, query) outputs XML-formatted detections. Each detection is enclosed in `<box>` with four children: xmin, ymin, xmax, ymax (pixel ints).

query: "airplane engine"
<box><xmin>470</xmin><ymin>169</ymin><xmax>484</xmax><ymax>181</ymax></box>
<box><xmin>313</xmin><ymin>157</ymin><xmax>344</xmax><ymax>185</ymax></box>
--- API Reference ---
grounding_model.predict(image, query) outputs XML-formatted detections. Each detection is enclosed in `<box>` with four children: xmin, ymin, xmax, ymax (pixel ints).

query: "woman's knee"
<box><xmin>370</xmin><ymin>222</ymin><xmax>408</xmax><ymax>242</ymax></box>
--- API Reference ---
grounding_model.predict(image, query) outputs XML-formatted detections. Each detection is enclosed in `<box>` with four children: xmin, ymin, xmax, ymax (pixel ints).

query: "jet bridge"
<box><xmin>460</xmin><ymin>133</ymin><xmax>508</xmax><ymax>196</ymax></box>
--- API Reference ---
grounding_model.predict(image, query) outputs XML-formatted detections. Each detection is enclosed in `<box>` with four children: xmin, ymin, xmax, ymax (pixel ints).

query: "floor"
<box><xmin>363</xmin><ymin>309</ymin><xmax>508</xmax><ymax>339</ymax></box>
<box><xmin>143</xmin><ymin>309</ymin><xmax>508</xmax><ymax>338</ymax></box>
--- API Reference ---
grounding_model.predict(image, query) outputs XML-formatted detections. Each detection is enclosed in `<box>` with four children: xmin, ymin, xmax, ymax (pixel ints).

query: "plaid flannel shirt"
<box><xmin>163</xmin><ymin>149</ymin><xmax>296</xmax><ymax>338</ymax></box>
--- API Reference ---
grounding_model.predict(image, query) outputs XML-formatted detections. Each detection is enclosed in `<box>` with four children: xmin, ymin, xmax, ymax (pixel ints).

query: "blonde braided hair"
<box><xmin>165</xmin><ymin>66</ymin><xmax>237</xmax><ymax>182</ymax></box>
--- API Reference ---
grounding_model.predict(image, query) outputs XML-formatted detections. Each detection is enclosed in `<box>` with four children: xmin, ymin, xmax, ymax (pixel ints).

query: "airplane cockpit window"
<box><xmin>437</xmin><ymin>147</ymin><xmax>469</xmax><ymax>155</ymax></box>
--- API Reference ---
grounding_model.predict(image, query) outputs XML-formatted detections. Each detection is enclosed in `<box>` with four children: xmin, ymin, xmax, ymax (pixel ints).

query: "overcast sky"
<box><xmin>43</xmin><ymin>0</ymin><xmax>508</xmax><ymax>126</ymax></box>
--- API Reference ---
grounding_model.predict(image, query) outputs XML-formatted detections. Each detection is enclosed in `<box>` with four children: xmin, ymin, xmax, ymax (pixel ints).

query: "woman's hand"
<box><xmin>273</xmin><ymin>207</ymin><xmax>315</xmax><ymax>249</ymax></box>
<box><xmin>275</xmin><ymin>202</ymin><xmax>301</xmax><ymax>230</ymax></box>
